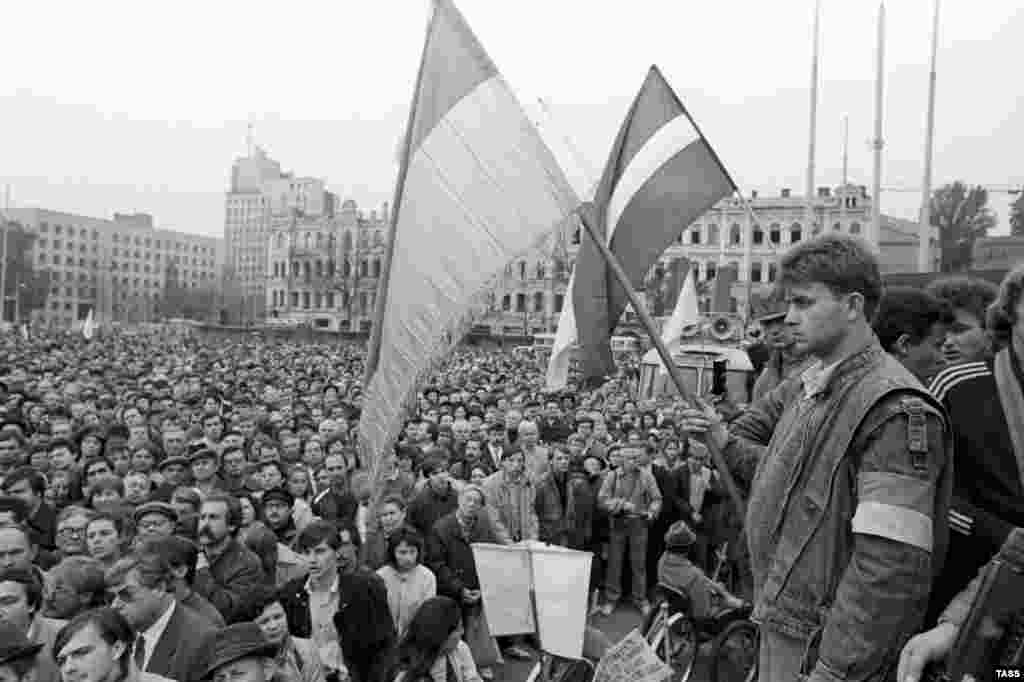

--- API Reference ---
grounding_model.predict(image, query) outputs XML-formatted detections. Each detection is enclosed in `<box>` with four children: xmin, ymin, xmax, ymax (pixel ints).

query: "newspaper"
<box><xmin>593</xmin><ymin>629</ymin><xmax>673</xmax><ymax>682</ymax></box>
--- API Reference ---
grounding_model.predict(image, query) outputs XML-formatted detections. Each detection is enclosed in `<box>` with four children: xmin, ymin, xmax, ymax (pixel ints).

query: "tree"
<box><xmin>1011</xmin><ymin>189</ymin><xmax>1024</xmax><ymax>237</ymax></box>
<box><xmin>931</xmin><ymin>182</ymin><xmax>997</xmax><ymax>272</ymax></box>
<box><xmin>2</xmin><ymin>221</ymin><xmax>51</xmax><ymax>322</ymax></box>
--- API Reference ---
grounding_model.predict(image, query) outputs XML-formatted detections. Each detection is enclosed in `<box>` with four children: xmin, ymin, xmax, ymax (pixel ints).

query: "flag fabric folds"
<box><xmin>658</xmin><ymin>260</ymin><xmax>699</xmax><ymax>373</ymax></box>
<box><xmin>571</xmin><ymin>66</ymin><xmax>736</xmax><ymax>385</ymax></box>
<box><xmin>82</xmin><ymin>308</ymin><xmax>95</xmax><ymax>341</ymax></box>
<box><xmin>360</xmin><ymin>0</ymin><xmax>579</xmax><ymax>464</ymax></box>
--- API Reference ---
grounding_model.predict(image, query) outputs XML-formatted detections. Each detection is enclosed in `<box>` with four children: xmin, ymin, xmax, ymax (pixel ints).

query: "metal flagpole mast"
<box><xmin>918</xmin><ymin>0</ymin><xmax>940</xmax><ymax>273</ymax></box>
<box><xmin>870</xmin><ymin>2</ymin><xmax>886</xmax><ymax>248</ymax></box>
<box><xmin>0</xmin><ymin>186</ymin><xmax>10</xmax><ymax>324</ymax></box>
<box><xmin>806</xmin><ymin>0</ymin><xmax>823</xmax><ymax>231</ymax></box>
<box><xmin>577</xmin><ymin>203</ymin><xmax>746</xmax><ymax>520</ymax></box>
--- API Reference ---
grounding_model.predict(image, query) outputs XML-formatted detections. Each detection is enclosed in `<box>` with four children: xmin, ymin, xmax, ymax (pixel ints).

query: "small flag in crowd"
<box><xmin>658</xmin><ymin>261</ymin><xmax>699</xmax><ymax>374</ymax></box>
<box><xmin>566</xmin><ymin>66</ymin><xmax>736</xmax><ymax>387</ymax></box>
<box><xmin>360</xmin><ymin>0</ymin><xmax>578</xmax><ymax>466</ymax></box>
<box><xmin>82</xmin><ymin>308</ymin><xmax>95</xmax><ymax>341</ymax></box>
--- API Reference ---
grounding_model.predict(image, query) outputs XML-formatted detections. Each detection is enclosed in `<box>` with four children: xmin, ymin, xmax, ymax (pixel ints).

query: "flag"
<box><xmin>361</xmin><ymin>0</ymin><xmax>578</xmax><ymax>464</ymax></box>
<box><xmin>711</xmin><ymin>263</ymin><xmax>739</xmax><ymax>312</ymax></box>
<box><xmin>572</xmin><ymin>66</ymin><xmax>736</xmax><ymax>385</ymax></box>
<box><xmin>82</xmin><ymin>308</ymin><xmax>95</xmax><ymax>341</ymax></box>
<box><xmin>19</xmin><ymin>323</ymin><xmax>28</xmax><ymax>341</ymax></box>
<box><xmin>658</xmin><ymin>261</ymin><xmax>699</xmax><ymax>374</ymax></box>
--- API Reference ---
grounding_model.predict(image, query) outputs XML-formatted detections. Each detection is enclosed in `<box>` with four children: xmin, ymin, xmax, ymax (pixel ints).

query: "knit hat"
<box><xmin>664</xmin><ymin>520</ymin><xmax>697</xmax><ymax>550</ymax></box>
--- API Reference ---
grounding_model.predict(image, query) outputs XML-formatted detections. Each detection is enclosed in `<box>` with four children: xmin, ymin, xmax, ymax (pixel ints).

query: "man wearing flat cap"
<box><xmin>748</xmin><ymin>291</ymin><xmax>813</xmax><ymax>402</ymax></box>
<box><xmin>133</xmin><ymin>502</ymin><xmax>178</xmax><ymax>545</ymax></box>
<box><xmin>197</xmin><ymin>622</ymin><xmax>279</xmax><ymax>682</ymax></box>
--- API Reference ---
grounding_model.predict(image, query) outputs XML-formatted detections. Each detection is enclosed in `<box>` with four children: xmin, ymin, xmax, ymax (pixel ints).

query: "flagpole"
<box><xmin>807</xmin><ymin>0</ymin><xmax>823</xmax><ymax>231</ymax></box>
<box><xmin>364</xmin><ymin>1</ymin><xmax>439</xmax><ymax>386</ymax></box>
<box><xmin>917</xmin><ymin>0</ymin><xmax>940</xmax><ymax>273</ymax></box>
<box><xmin>870</xmin><ymin>2</ymin><xmax>886</xmax><ymax>247</ymax></box>
<box><xmin>577</xmin><ymin>204</ymin><xmax>746</xmax><ymax>520</ymax></box>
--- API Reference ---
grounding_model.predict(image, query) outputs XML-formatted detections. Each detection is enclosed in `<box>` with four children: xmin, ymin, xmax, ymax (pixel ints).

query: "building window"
<box><xmin>706</xmin><ymin>262</ymin><xmax>717</xmax><ymax>281</ymax></box>
<box><xmin>533</xmin><ymin>292</ymin><xmax>544</xmax><ymax>313</ymax></box>
<box><xmin>326</xmin><ymin>292</ymin><xmax>335</xmax><ymax>308</ymax></box>
<box><xmin>850</xmin><ymin>222</ymin><xmax>862</xmax><ymax>235</ymax></box>
<box><xmin>372</xmin><ymin>259</ymin><xmax>381</xmax><ymax>278</ymax></box>
<box><xmin>290</xmin><ymin>292</ymin><xmax>299</xmax><ymax>308</ymax></box>
<box><xmin>360</xmin><ymin>260</ymin><xmax>368</xmax><ymax>278</ymax></box>
<box><xmin>833</xmin><ymin>222</ymin><xmax>842</xmax><ymax>231</ymax></box>
<box><xmin>554</xmin><ymin>294</ymin><xmax>564</xmax><ymax>313</ymax></box>
<box><xmin>690</xmin><ymin>229</ymin><xmax>701</xmax><ymax>245</ymax></box>
<box><xmin>768</xmin><ymin>263</ymin><xmax>778</xmax><ymax>282</ymax></box>
<box><xmin>770</xmin><ymin>223</ymin><xmax>781</xmax><ymax>245</ymax></box>
<box><xmin>730</xmin><ymin>224</ymin><xmax>742</xmax><ymax>246</ymax></box>
<box><xmin>753</xmin><ymin>226</ymin><xmax>764</xmax><ymax>245</ymax></box>
<box><xmin>302</xmin><ymin>292</ymin><xmax>311</xmax><ymax>309</ymax></box>
<box><xmin>502</xmin><ymin>295</ymin><xmax>511</xmax><ymax>312</ymax></box>
<box><xmin>790</xmin><ymin>224</ymin><xmax>802</xmax><ymax>243</ymax></box>
<box><xmin>516</xmin><ymin>293</ymin><xmax>526</xmax><ymax>312</ymax></box>
<box><xmin>315</xmin><ymin>292</ymin><xmax>322</xmax><ymax>309</ymax></box>
<box><xmin>751</xmin><ymin>262</ymin><xmax>763</xmax><ymax>282</ymax></box>
<box><xmin>519</xmin><ymin>262</ymin><xmax>527</xmax><ymax>280</ymax></box>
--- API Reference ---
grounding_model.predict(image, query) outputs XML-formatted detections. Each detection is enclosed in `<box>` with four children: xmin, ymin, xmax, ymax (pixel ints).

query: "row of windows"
<box><xmin>269</xmin><ymin>289</ymin><xmax>375</xmax><ymax>312</ymax></box>
<box><xmin>500</xmin><ymin>292</ymin><xmax>566</xmax><ymax>314</ymax></box>
<box><xmin>37</xmin><ymin>253</ymin><xmax>211</xmax><ymax>281</ymax></box>
<box><xmin>270</xmin><ymin>258</ymin><xmax>382</xmax><ymax>280</ymax></box>
<box><xmin>271</xmin><ymin>230</ymin><xmax>383</xmax><ymax>252</ymax></box>
<box><xmin>36</xmin><ymin>239</ymin><xmax>214</xmax><ymax>269</ymax></box>
<box><xmin>37</xmin><ymin>223</ymin><xmax>213</xmax><ymax>255</ymax></box>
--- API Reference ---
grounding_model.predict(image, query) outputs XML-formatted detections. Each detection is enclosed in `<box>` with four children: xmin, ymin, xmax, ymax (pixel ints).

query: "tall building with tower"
<box><xmin>223</xmin><ymin>135</ymin><xmax>336</xmax><ymax>323</ymax></box>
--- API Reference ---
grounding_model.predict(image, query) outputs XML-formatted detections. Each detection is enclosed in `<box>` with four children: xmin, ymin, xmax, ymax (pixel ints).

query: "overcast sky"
<box><xmin>1</xmin><ymin>0</ymin><xmax>1021</xmax><ymax>239</ymax></box>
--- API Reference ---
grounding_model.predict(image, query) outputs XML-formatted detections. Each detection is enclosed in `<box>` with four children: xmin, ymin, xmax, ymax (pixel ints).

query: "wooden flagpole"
<box><xmin>363</xmin><ymin>1</ymin><xmax>439</xmax><ymax>388</ymax></box>
<box><xmin>577</xmin><ymin>204</ymin><xmax>745</xmax><ymax>520</ymax></box>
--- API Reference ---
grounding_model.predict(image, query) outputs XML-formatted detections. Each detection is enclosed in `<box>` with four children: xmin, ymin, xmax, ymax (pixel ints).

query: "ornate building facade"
<box><xmin>264</xmin><ymin>200</ymin><xmax>389</xmax><ymax>332</ymax></box>
<box><xmin>476</xmin><ymin>184</ymin><xmax>928</xmax><ymax>337</ymax></box>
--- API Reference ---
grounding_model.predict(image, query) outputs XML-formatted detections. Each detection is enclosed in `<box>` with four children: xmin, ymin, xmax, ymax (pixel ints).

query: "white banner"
<box><xmin>472</xmin><ymin>541</ymin><xmax>592</xmax><ymax>659</ymax></box>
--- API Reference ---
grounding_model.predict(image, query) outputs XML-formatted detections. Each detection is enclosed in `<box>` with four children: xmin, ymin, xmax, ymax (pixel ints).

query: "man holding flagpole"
<box><xmin>681</xmin><ymin>233</ymin><xmax>952</xmax><ymax>682</ymax></box>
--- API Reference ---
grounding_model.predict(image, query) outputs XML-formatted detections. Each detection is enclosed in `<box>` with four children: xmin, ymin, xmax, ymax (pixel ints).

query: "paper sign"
<box><xmin>472</xmin><ymin>541</ymin><xmax>592</xmax><ymax>658</ymax></box>
<box><xmin>531</xmin><ymin>543</ymin><xmax>592</xmax><ymax>659</ymax></box>
<box><xmin>593</xmin><ymin>629</ymin><xmax>673</xmax><ymax>682</ymax></box>
<box><xmin>472</xmin><ymin>543</ymin><xmax>535</xmax><ymax>636</ymax></box>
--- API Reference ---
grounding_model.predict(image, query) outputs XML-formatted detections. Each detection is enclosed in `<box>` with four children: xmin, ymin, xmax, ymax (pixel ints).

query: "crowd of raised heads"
<box><xmin>0</xmin><ymin>235</ymin><xmax>1022</xmax><ymax>682</ymax></box>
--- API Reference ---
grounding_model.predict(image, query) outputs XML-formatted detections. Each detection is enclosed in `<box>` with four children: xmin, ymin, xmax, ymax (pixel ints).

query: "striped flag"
<box><xmin>361</xmin><ymin>0</ymin><xmax>578</xmax><ymax>464</ymax></box>
<box><xmin>572</xmin><ymin>66</ymin><xmax>736</xmax><ymax>385</ymax></box>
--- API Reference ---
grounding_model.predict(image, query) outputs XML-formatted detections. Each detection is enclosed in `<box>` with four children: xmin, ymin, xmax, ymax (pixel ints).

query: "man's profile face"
<box><xmin>783</xmin><ymin>283</ymin><xmax>853</xmax><ymax>361</ymax></box>
<box><xmin>942</xmin><ymin>307</ymin><xmax>991</xmax><ymax>366</ymax></box>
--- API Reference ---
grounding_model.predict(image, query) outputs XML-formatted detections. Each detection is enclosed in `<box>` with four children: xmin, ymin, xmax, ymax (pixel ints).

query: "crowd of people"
<box><xmin>0</xmin><ymin>232</ymin><xmax>1021</xmax><ymax>682</ymax></box>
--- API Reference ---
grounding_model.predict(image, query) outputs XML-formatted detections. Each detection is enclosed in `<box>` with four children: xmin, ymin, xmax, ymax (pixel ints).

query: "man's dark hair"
<box><xmin>872</xmin><ymin>287</ymin><xmax>955</xmax><ymax>351</ymax></box>
<box><xmin>0</xmin><ymin>566</ymin><xmax>43</xmax><ymax>612</ymax></box>
<box><xmin>296</xmin><ymin>519</ymin><xmax>341</xmax><ymax>552</ymax></box>
<box><xmin>1</xmin><ymin>467</ymin><xmax>45</xmax><ymax>497</ymax></box>
<box><xmin>778</xmin><ymin>233</ymin><xmax>884</xmax><ymax>320</ymax></box>
<box><xmin>141</xmin><ymin>535</ymin><xmax>200</xmax><ymax>586</ymax></box>
<box><xmin>54</xmin><ymin>608</ymin><xmax>134</xmax><ymax>673</ymax></box>
<box><xmin>926</xmin><ymin>276</ymin><xmax>999</xmax><ymax>327</ymax></box>
<box><xmin>988</xmin><ymin>264</ymin><xmax>1024</xmax><ymax>347</ymax></box>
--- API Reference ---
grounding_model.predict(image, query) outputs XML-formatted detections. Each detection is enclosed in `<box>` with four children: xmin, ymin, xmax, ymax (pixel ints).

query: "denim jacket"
<box><xmin>722</xmin><ymin>343</ymin><xmax>952</xmax><ymax>682</ymax></box>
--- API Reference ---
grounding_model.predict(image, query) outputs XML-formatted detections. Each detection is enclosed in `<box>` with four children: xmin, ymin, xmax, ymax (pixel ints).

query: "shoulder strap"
<box><xmin>995</xmin><ymin>350</ymin><xmax>1024</xmax><ymax>492</ymax></box>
